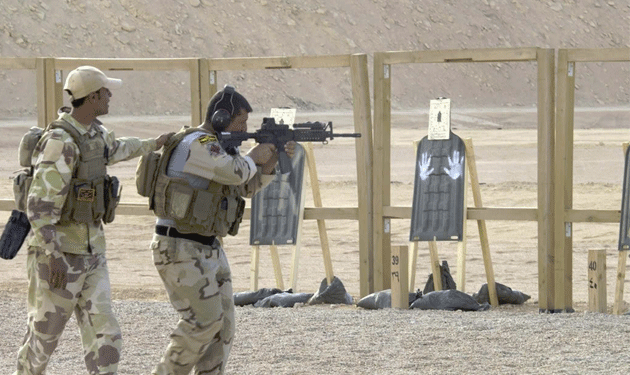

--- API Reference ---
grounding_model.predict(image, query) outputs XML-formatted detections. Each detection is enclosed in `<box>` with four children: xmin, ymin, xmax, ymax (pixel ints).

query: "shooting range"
<box><xmin>1</xmin><ymin>1</ymin><xmax>630</xmax><ymax>372</ymax></box>
<box><xmin>1</xmin><ymin>48</ymin><xmax>628</xmax><ymax>310</ymax></box>
<box><xmin>0</xmin><ymin>44</ymin><xmax>628</xmax><ymax>375</ymax></box>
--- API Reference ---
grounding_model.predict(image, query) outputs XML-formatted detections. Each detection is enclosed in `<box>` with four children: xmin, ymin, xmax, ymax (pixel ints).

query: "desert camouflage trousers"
<box><xmin>15</xmin><ymin>247</ymin><xmax>122</xmax><ymax>375</ymax></box>
<box><xmin>151</xmin><ymin>233</ymin><xmax>235</xmax><ymax>375</ymax></box>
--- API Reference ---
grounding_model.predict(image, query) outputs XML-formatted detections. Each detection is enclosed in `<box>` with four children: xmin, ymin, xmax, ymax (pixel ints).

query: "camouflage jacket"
<box><xmin>176</xmin><ymin>129</ymin><xmax>274</xmax><ymax>196</ymax></box>
<box><xmin>26</xmin><ymin>111</ymin><xmax>158</xmax><ymax>256</ymax></box>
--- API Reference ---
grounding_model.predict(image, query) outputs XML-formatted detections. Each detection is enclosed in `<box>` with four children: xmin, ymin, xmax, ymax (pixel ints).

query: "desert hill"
<box><xmin>0</xmin><ymin>0</ymin><xmax>628</xmax><ymax>118</ymax></box>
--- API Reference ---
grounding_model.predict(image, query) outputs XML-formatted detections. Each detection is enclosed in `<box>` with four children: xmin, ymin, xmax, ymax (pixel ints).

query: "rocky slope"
<box><xmin>0</xmin><ymin>0</ymin><xmax>628</xmax><ymax>117</ymax></box>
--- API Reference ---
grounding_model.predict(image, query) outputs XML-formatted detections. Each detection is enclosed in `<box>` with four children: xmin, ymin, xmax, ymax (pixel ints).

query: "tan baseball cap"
<box><xmin>63</xmin><ymin>66</ymin><xmax>122</xmax><ymax>100</ymax></box>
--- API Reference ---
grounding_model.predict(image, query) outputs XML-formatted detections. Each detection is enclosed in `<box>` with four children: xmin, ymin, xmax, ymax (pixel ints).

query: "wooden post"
<box><xmin>537</xmin><ymin>48</ymin><xmax>556</xmax><ymax>312</ymax></box>
<box><xmin>350</xmin><ymin>53</ymin><xmax>374</xmax><ymax>298</ymax></box>
<box><xmin>270</xmin><ymin>244</ymin><xmax>285</xmax><ymax>290</ymax></box>
<box><xmin>456</xmin><ymin>151</ymin><xmax>469</xmax><ymax>292</ymax></box>
<box><xmin>250</xmin><ymin>245</ymin><xmax>260</xmax><ymax>291</ymax></box>
<box><xmin>587</xmin><ymin>249</ymin><xmax>607</xmax><ymax>313</ymax></box>
<box><xmin>391</xmin><ymin>245</ymin><xmax>409</xmax><ymax>309</ymax></box>
<box><xmin>36</xmin><ymin>58</ymin><xmax>47</xmax><ymax>128</ymax></box>
<box><xmin>428</xmin><ymin>240</ymin><xmax>443</xmax><ymax>291</ymax></box>
<box><xmin>372</xmin><ymin>52</ymin><xmax>391</xmax><ymax>293</ymax></box>
<box><xmin>555</xmin><ymin>49</ymin><xmax>577</xmax><ymax>312</ymax></box>
<box><xmin>613</xmin><ymin>251</ymin><xmax>628</xmax><ymax>315</ymax></box>
<box><xmin>463</xmin><ymin>138</ymin><xmax>499</xmax><ymax>307</ymax></box>
<box><xmin>44</xmin><ymin>58</ymin><xmax>61</xmax><ymax>125</ymax></box>
<box><xmin>189</xmin><ymin>58</ymin><xmax>202</xmax><ymax>127</ymax></box>
<box><xmin>198</xmin><ymin>59</ymin><xmax>212</xmax><ymax>122</ymax></box>
<box><xmin>303</xmin><ymin>143</ymin><xmax>334</xmax><ymax>284</ymax></box>
<box><xmin>408</xmin><ymin>241</ymin><xmax>419</xmax><ymax>291</ymax></box>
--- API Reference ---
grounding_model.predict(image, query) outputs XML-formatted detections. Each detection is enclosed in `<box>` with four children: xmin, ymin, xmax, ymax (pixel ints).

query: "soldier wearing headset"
<box><xmin>146</xmin><ymin>85</ymin><xmax>295</xmax><ymax>375</ymax></box>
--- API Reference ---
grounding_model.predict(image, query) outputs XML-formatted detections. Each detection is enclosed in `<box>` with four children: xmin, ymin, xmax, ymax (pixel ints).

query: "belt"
<box><xmin>155</xmin><ymin>225</ymin><xmax>216</xmax><ymax>246</ymax></box>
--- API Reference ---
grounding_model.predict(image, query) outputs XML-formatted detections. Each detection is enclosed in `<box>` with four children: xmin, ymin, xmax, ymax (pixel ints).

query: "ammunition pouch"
<box><xmin>154</xmin><ymin>174</ymin><xmax>245</xmax><ymax>237</ymax></box>
<box><xmin>103</xmin><ymin>175</ymin><xmax>121</xmax><ymax>224</ymax></box>
<box><xmin>58</xmin><ymin>175</ymin><xmax>118</xmax><ymax>224</ymax></box>
<box><xmin>12</xmin><ymin>168</ymin><xmax>33</xmax><ymax>212</ymax></box>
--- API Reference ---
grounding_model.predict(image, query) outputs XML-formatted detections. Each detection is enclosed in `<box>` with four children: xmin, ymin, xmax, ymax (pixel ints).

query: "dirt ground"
<box><xmin>0</xmin><ymin>109</ymin><xmax>629</xmax><ymax>373</ymax></box>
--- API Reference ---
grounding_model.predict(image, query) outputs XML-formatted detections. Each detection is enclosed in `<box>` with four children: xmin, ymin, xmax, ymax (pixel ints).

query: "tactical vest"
<box><xmin>147</xmin><ymin>127</ymin><xmax>245</xmax><ymax>237</ymax></box>
<box><xmin>14</xmin><ymin>119</ymin><xmax>119</xmax><ymax>224</ymax></box>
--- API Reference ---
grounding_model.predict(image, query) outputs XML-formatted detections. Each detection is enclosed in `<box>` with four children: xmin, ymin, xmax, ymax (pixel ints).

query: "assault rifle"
<box><xmin>218</xmin><ymin>117</ymin><xmax>361</xmax><ymax>173</ymax></box>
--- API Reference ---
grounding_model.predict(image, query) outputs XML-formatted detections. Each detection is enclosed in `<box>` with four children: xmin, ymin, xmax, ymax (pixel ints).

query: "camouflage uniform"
<box><xmin>151</xmin><ymin>130</ymin><xmax>271</xmax><ymax>375</ymax></box>
<box><xmin>15</xmin><ymin>111</ymin><xmax>158</xmax><ymax>375</ymax></box>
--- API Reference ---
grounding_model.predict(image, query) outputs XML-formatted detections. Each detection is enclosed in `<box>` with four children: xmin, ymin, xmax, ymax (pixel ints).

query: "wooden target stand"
<box><xmin>250</xmin><ymin>142</ymin><xmax>335</xmax><ymax>291</ymax></box>
<box><xmin>612</xmin><ymin>142</ymin><xmax>630</xmax><ymax>315</ymax></box>
<box><xmin>407</xmin><ymin>137</ymin><xmax>499</xmax><ymax>307</ymax></box>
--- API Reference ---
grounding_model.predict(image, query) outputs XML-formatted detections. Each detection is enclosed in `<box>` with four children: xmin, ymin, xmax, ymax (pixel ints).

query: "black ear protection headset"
<box><xmin>210</xmin><ymin>85</ymin><xmax>236</xmax><ymax>132</ymax></box>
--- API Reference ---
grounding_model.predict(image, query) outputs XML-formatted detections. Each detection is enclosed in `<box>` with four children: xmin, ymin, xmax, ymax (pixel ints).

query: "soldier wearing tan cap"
<box><xmin>14</xmin><ymin>66</ymin><xmax>174</xmax><ymax>375</ymax></box>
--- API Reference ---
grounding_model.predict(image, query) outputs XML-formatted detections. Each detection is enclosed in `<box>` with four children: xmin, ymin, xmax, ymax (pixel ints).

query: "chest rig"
<box><xmin>149</xmin><ymin>127</ymin><xmax>245</xmax><ymax>237</ymax></box>
<box><xmin>49</xmin><ymin>120</ymin><xmax>119</xmax><ymax>224</ymax></box>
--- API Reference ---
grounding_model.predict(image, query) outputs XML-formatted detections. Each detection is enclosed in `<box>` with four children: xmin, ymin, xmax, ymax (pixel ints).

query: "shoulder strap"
<box><xmin>46</xmin><ymin>119</ymin><xmax>89</xmax><ymax>147</ymax></box>
<box><xmin>157</xmin><ymin>127</ymin><xmax>211</xmax><ymax>176</ymax></box>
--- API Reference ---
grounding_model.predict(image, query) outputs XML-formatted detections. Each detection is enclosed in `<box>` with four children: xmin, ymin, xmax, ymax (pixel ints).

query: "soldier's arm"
<box><xmin>26</xmin><ymin>130</ymin><xmax>77</xmax><ymax>256</ymax></box>
<box><xmin>102</xmin><ymin>127</ymin><xmax>159</xmax><ymax>165</ymax></box>
<box><xmin>182</xmin><ymin>137</ymin><xmax>260</xmax><ymax>186</ymax></box>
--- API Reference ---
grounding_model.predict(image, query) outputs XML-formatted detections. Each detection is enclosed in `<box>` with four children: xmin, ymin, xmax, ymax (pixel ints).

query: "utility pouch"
<box><xmin>191</xmin><ymin>190</ymin><xmax>217</xmax><ymax>227</ymax></box>
<box><xmin>0</xmin><ymin>209</ymin><xmax>31</xmax><ymax>260</ymax></box>
<box><xmin>71</xmin><ymin>181</ymin><xmax>96</xmax><ymax>223</ymax></box>
<box><xmin>61</xmin><ymin>179</ymin><xmax>100</xmax><ymax>224</ymax></box>
<box><xmin>103</xmin><ymin>175</ymin><xmax>121</xmax><ymax>224</ymax></box>
<box><xmin>136</xmin><ymin>151</ymin><xmax>161</xmax><ymax>198</ymax></box>
<box><xmin>212</xmin><ymin>194</ymin><xmax>246</xmax><ymax>237</ymax></box>
<box><xmin>228</xmin><ymin>196</ymin><xmax>246</xmax><ymax>236</ymax></box>
<box><xmin>12</xmin><ymin>169</ymin><xmax>33</xmax><ymax>212</ymax></box>
<box><xmin>166</xmin><ymin>182</ymin><xmax>194</xmax><ymax>220</ymax></box>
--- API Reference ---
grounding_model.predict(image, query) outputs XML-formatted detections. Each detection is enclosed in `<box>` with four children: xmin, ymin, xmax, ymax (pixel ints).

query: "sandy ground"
<box><xmin>0</xmin><ymin>109</ymin><xmax>629</xmax><ymax>374</ymax></box>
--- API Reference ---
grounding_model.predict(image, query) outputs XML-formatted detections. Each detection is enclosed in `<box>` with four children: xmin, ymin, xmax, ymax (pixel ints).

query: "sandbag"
<box><xmin>423</xmin><ymin>260</ymin><xmax>457</xmax><ymax>294</ymax></box>
<box><xmin>410</xmin><ymin>289</ymin><xmax>490</xmax><ymax>311</ymax></box>
<box><xmin>356</xmin><ymin>289</ymin><xmax>422</xmax><ymax>310</ymax></box>
<box><xmin>253</xmin><ymin>292</ymin><xmax>314</xmax><ymax>308</ymax></box>
<box><xmin>472</xmin><ymin>282</ymin><xmax>531</xmax><ymax>305</ymax></box>
<box><xmin>308</xmin><ymin>276</ymin><xmax>353</xmax><ymax>305</ymax></box>
<box><xmin>233</xmin><ymin>287</ymin><xmax>284</xmax><ymax>306</ymax></box>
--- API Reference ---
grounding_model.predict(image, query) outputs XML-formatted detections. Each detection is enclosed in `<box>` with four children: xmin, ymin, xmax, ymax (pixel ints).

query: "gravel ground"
<box><xmin>2</xmin><ymin>294</ymin><xmax>630</xmax><ymax>375</ymax></box>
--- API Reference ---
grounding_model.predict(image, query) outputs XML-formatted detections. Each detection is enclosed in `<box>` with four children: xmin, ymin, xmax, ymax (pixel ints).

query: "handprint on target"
<box><xmin>418</xmin><ymin>152</ymin><xmax>434</xmax><ymax>181</ymax></box>
<box><xmin>443</xmin><ymin>150</ymin><xmax>464</xmax><ymax>180</ymax></box>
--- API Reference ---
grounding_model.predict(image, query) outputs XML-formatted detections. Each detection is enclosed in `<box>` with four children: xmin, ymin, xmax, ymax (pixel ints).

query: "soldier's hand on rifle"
<box><xmin>155</xmin><ymin>132</ymin><xmax>176</xmax><ymax>149</ymax></box>
<box><xmin>48</xmin><ymin>253</ymin><xmax>68</xmax><ymax>290</ymax></box>
<box><xmin>285</xmin><ymin>141</ymin><xmax>297</xmax><ymax>158</ymax></box>
<box><xmin>247</xmin><ymin>143</ymin><xmax>277</xmax><ymax>165</ymax></box>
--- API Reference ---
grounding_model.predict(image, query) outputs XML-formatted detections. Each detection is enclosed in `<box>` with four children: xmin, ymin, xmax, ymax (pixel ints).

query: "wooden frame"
<box><xmin>372</xmin><ymin>48</ymin><xmax>556</xmax><ymax>308</ymax></box>
<box><xmin>43</xmin><ymin>57</ymin><xmax>204</xmax><ymax>127</ymax></box>
<box><xmin>555</xmin><ymin>48</ymin><xmax>630</xmax><ymax>312</ymax></box>
<box><xmin>0</xmin><ymin>58</ymin><xmax>44</xmax><ymax>127</ymax></box>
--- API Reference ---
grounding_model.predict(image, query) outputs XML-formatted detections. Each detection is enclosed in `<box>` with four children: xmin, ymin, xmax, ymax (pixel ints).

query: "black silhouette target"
<box><xmin>410</xmin><ymin>133</ymin><xmax>466</xmax><ymax>242</ymax></box>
